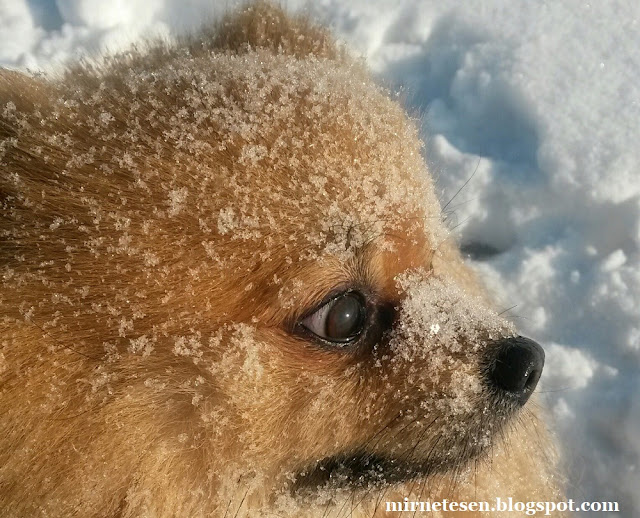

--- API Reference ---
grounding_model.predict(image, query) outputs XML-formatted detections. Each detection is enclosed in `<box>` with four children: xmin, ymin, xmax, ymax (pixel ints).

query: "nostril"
<box><xmin>489</xmin><ymin>336</ymin><xmax>545</xmax><ymax>404</ymax></box>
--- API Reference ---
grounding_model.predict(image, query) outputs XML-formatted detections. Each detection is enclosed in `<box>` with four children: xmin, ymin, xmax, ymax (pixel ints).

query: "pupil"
<box><xmin>326</xmin><ymin>294</ymin><xmax>363</xmax><ymax>340</ymax></box>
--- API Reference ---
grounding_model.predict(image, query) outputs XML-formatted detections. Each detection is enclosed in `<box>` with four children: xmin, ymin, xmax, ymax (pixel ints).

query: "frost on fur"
<box><xmin>0</xmin><ymin>3</ymin><xmax>564</xmax><ymax>517</ymax></box>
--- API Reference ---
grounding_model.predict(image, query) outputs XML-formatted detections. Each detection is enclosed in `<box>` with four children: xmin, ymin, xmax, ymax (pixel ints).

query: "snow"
<box><xmin>2</xmin><ymin>0</ymin><xmax>639</xmax><ymax>514</ymax></box>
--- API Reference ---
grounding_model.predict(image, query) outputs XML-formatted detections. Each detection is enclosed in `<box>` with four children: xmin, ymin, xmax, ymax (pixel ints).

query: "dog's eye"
<box><xmin>300</xmin><ymin>292</ymin><xmax>367</xmax><ymax>344</ymax></box>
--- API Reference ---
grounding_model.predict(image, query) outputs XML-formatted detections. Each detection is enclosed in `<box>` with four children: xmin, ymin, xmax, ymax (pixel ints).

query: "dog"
<box><xmin>0</xmin><ymin>3</ymin><xmax>566</xmax><ymax>516</ymax></box>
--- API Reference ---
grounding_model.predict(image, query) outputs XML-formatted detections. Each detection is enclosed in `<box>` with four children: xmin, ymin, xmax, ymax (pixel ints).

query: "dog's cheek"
<box><xmin>201</xmin><ymin>326</ymin><xmax>373</xmax><ymax>468</ymax></box>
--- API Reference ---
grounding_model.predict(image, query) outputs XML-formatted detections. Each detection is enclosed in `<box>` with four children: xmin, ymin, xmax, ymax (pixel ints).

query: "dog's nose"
<box><xmin>489</xmin><ymin>336</ymin><xmax>544</xmax><ymax>404</ymax></box>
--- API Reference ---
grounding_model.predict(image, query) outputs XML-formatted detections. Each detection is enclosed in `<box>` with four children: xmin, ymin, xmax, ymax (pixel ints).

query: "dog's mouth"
<box><xmin>291</xmin><ymin>407</ymin><xmax>514</xmax><ymax>493</ymax></box>
<box><xmin>289</xmin><ymin>434</ymin><xmax>496</xmax><ymax>494</ymax></box>
<box><xmin>291</xmin><ymin>451</ymin><xmax>438</xmax><ymax>493</ymax></box>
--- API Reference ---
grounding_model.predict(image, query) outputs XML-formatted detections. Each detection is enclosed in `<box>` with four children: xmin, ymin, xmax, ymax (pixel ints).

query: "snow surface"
<box><xmin>2</xmin><ymin>0</ymin><xmax>639</xmax><ymax>514</ymax></box>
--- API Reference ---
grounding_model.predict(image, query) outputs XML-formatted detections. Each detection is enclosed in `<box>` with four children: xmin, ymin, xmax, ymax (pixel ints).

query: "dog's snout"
<box><xmin>489</xmin><ymin>336</ymin><xmax>544</xmax><ymax>404</ymax></box>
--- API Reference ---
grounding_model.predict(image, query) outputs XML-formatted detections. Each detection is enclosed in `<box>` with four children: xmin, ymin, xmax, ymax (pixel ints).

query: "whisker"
<box><xmin>231</xmin><ymin>487</ymin><xmax>249</xmax><ymax>518</ymax></box>
<box><xmin>497</xmin><ymin>304</ymin><xmax>519</xmax><ymax>316</ymax></box>
<box><xmin>441</xmin><ymin>158</ymin><xmax>482</xmax><ymax>213</ymax></box>
<box><xmin>24</xmin><ymin>315</ymin><xmax>102</xmax><ymax>361</ymax></box>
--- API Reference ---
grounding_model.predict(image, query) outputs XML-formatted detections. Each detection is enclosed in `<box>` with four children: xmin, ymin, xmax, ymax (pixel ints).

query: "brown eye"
<box><xmin>300</xmin><ymin>292</ymin><xmax>366</xmax><ymax>344</ymax></box>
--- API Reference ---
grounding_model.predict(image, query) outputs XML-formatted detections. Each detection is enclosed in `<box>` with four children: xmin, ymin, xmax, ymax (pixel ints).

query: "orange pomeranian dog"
<box><xmin>0</xmin><ymin>3</ymin><xmax>566</xmax><ymax>517</ymax></box>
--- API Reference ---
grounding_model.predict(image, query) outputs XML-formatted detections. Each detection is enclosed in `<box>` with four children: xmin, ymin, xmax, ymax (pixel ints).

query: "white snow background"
<box><xmin>2</xmin><ymin>0</ymin><xmax>639</xmax><ymax>515</ymax></box>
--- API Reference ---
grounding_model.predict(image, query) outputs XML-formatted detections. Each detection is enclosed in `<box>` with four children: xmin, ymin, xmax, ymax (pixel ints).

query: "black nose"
<box><xmin>489</xmin><ymin>336</ymin><xmax>544</xmax><ymax>404</ymax></box>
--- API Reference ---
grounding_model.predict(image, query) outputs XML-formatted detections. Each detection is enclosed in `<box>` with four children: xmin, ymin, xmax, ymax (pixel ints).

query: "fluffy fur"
<box><xmin>0</xmin><ymin>3</ymin><xmax>565</xmax><ymax>516</ymax></box>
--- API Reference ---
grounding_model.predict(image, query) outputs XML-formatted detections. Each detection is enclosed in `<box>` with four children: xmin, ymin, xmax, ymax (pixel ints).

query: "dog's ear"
<box><xmin>196</xmin><ymin>1</ymin><xmax>341</xmax><ymax>60</ymax></box>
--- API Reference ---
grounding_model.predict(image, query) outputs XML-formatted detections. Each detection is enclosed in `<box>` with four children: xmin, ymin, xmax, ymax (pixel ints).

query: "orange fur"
<box><xmin>0</xmin><ymin>3</ymin><xmax>565</xmax><ymax>516</ymax></box>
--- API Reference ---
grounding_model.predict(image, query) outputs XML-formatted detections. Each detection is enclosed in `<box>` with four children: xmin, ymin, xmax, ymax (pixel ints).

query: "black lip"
<box><xmin>291</xmin><ymin>451</ymin><xmax>440</xmax><ymax>493</ymax></box>
<box><xmin>291</xmin><ymin>398</ymin><xmax>517</xmax><ymax>493</ymax></box>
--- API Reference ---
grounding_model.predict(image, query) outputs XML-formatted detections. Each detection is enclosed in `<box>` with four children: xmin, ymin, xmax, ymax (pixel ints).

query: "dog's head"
<box><xmin>0</xmin><ymin>2</ymin><xmax>545</xmax><ymax>513</ymax></box>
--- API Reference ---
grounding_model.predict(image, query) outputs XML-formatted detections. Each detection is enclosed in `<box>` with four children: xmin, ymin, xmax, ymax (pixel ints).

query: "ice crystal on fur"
<box><xmin>393</xmin><ymin>269</ymin><xmax>516</xmax><ymax>358</ymax></box>
<box><xmin>0</xmin><ymin>3</ymin><xmax>564</xmax><ymax>517</ymax></box>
